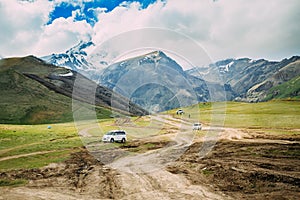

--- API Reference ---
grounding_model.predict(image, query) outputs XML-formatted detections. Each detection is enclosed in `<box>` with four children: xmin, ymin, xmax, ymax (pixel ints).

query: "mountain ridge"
<box><xmin>42</xmin><ymin>40</ymin><xmax>300</xmax><ymax>104</ymax></box>
<box><xmin>187</xmin><ymin>55</ymin><xmax>300</xmax><ymax>102</ymax></box>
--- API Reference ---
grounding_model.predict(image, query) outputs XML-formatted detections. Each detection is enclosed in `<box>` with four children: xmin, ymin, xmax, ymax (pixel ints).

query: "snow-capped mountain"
<box><xmin>42</xmin><ymin>41</ymin><xmax>300</xmax><ymax>104</ymax></box>
<box><xmin>42</xmin><ymin>40</ymin><xmax>95</xmax><ymax>71</ymax></box>
<box><xmin>187</xmin><ymin>58</ymin><xmax>259</xmax><ymax>78</ymax></box>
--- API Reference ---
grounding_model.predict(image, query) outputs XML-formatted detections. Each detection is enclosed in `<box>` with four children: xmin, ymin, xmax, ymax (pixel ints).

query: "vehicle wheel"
<box><xmin>121</xmin><ymin>138</ymin><xmax>126</xmax><ymax>143</ymax></box>
<box><xmin>110</xmin><ymin>138</ymin><xmax>114</xmax><ymax>143</ymax></box>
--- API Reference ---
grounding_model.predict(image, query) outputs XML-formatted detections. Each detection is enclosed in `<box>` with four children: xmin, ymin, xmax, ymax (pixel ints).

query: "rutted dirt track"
<box><xmin>1</xmin><ymin>115</ymin><xmax>299</xmax><ymax>199</ymax></box>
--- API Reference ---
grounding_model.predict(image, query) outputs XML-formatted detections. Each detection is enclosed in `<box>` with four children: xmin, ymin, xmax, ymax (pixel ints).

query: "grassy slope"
<box><xmin>0</xmin><ymin>68</ymin><xmax>73</xmax><ymax>124</ymax></box>
<box><xmin>222</xmin><ymin>101</ymin><xmax>299</xmax><ymax>130</ymax></box>
<box><xmin>0</xmin><ymin>115</ymin><xmax>172</xmax><ymax>172</ymax></box>
<box><xmin>0</xmin><ymin>57</ymin><xmax>112</xmax><ymax>124</ymax></box>
<box><xmin>0</xmin><ymin>122</ymin><xmax>82</xmax><ymax>171</ymax></box>
<box><xmin>264</xmin><ymin>76</ymin><xmax>300</xmax><ymax>101</ymax></box>
<box><xmin>171</xmin><ymin>101</ymin><xmax>300</xmax><ymax>131</ymax></box>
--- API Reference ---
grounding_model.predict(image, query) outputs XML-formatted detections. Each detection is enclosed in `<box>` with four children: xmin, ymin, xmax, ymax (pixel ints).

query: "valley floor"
<box><xmin>0</xmin><ymin>115</ymin><xmax>299</xmax><ymax>199</ymax></box>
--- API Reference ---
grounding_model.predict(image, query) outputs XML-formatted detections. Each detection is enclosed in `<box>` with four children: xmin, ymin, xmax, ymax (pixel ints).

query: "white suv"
<box><xmin>102</xmin><ymin>130</ymin><xmax>127</xmax><ymax>143</ymax></box>
<box><xmin>192</xmin><ymin>122</ymin><xmax>202</xmax><ymax>130</ymax></box>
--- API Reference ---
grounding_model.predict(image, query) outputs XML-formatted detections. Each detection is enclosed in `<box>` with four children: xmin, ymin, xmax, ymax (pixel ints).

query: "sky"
<box><xmin>0</xmin><ymin>0</ymin><xmax>299</xmax><ymax>66</ymax></box>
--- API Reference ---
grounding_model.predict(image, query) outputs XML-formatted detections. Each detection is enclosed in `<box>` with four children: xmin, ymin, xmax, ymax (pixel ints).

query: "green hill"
<box><xmin>0</xmin><ymin>56</ymin><xmax>147</xmax><ymax>124</ymax></box>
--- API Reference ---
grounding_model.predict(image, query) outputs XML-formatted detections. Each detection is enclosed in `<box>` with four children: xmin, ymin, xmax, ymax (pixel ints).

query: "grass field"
<box><xmin>0</xmin><ymin>122</ymin><xmax>82</xmax><ymax>171</ymax></box>
<box><xmin>0</xmin><ymin>116</ymin><xmax>159</xmax><ymax>172</ymax></box>
<box><xmin>0</xmin><ymin>100</ymin><xmax>299</xmax><ymax>174</ymax></box>
<box><xmin>170</xmin><ymin>100</ymin><xmax>300</xmax><ymax>132</ymax></box>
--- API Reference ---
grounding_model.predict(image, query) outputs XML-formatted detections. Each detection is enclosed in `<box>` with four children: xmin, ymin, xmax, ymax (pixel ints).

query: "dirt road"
<box><xmin>1</xmin><ymin>115</ymin><xmax>299</xmax><ymax>199</ymax></box>
<box><xmin>90</xmin><ymin>115</ymin><xmax>231</xmax><ymax>199</ymax></box>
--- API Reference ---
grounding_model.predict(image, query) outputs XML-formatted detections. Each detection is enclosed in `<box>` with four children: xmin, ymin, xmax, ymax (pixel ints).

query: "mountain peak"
<box><xmin>145</xmin><ymin>50</ymin><xmax>165</xmax><ymax>57</ymax></box>
<box><xmin>132</xmin><ymin>50</ymin><xmax>184</xmax><ymax>73</ymax></box>
<box><xmin>9</xmin><ymin>55</ymin><xmax>46</xmax><ymax>65</ymax></box>
<box><xmin>42</xmin><ymin>40</ymin><xmax>95</xmax><ymax>70</ymax></box>
<box><xmin>66</xmin><ymin>40</ymin><xmax>94</xmax><ymax>55</ymax></box>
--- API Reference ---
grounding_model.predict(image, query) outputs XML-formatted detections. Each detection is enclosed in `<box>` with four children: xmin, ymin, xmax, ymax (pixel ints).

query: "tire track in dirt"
<box><xmin>114</xmin><ymin>167</ymin><xmax>230</xmax><ymax>199</ymax></box>
<box><xmin>0</xmin><ymin>150</ymin><xmax>58</xmax><ymax>162</ymax></box>
<box><xmin>100</xmin><ymin>115</ymin><xmax>232</xmax><ymax>199</ymax></box>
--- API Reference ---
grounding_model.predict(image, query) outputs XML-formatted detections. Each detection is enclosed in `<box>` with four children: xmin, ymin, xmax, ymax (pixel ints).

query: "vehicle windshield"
<box><xmin>106</xmin><ymin>131</ymin><xmax>114</xmax><ymax>135</ymax></box>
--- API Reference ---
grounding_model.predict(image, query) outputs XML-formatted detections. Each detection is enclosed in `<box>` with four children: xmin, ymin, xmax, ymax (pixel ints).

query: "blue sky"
<box><xmin>0</xmin><ymin>0</ymin><xmax>299</xmax><ymax>65</ymax></box>
<box><xmin>48</xmin><ymin>0</ymin><xmax>159</xmax><ymax>26</ymax></box>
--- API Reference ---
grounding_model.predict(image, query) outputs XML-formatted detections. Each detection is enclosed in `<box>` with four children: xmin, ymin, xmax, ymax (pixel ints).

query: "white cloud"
<box><xmin>0</xmin><ymin>0</ymin><xmax>92</xmax><ymax>57</ymax></box>
<box><xmin>87</xmin><ymin>0</ymin><xmax>300</xmax><ymax>67</ymax></box>
<box><xmin>204</xmin><ymin>0</ymin><xmax>300</xmax><ymax>60</ymax></box>
<box><xmin>0</xmin><ymin>0</ymin><xmax>299</xmax><ymax>64</ymax></box>
<box><xmin>32</xmin><ymin>10</ymin><xmax>93</xmax><ymax>56</ymax></box>
<box><xmin>0</xmin><ymin>0</ymin><xmax>51</xmax><ymax>57</ymax></box>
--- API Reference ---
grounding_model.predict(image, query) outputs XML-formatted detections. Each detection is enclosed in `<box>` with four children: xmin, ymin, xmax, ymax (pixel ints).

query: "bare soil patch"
<box><xmin>0</xmin><ymin>148</ymin><xmax>122</xmax><ymax>199</ymax></box>
<box><xmin>167</xmin><ymin>135</ymin><xmax>300</xmax><ymax>200</ymax></box>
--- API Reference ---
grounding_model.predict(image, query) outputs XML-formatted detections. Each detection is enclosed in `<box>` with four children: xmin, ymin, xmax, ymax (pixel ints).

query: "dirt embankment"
<box><xmin>167</xmin><ymin>135</ymin><xmax>300</xmax><ymax>200</ymax></box>
<box><xmin>0</xmin><ymin>145</ymin><xmax>230</xmax><ymax>200</ymax></box>
<box><xmin>0</xmin><ymin>148</ymin><xmax>122</xmax><ymax>200</ymax></box>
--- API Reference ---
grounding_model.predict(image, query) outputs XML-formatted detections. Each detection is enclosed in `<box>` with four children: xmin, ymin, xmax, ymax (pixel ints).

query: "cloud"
<box><xmin>0</xmin><ymin>0</ymin><xmax>93</xmax><ymax>57</ymax></box>
<box><xmin>205</xmin><ymin>0</ymin><xmax>300</xmax><ymax>60</ymax></box>
<box><xmin>0</xmin><ymin>0</ymin><xmax>51</xmax><ymax>57</ymax></box>
<box><xmin>0</xmin><ymin>0</ymin><xmax>299</xmax><ymax>63</ymax></box>
<box><xmin>32</xmin><ymin>10</ymin><xmax>93</xmax><ymax>56</ymax></box>
<box><xmin>88</xmin><ymin>0</ymin><xmax>300</xmax><ymax>67</ymax></box>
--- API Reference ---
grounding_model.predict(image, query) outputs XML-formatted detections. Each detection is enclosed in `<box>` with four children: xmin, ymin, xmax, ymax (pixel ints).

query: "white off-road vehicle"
<box><xmin>102</xmin><ymin>130</ymin><xmax>127</xmax><ymax>143</ymax></box>
<box><xmin>176</xmin><ymin>109</ymin><xmax>184</xmax><ymax>115</ymax></box>
<box><xmin>192</xmin><ymin>122</ymin><xmax>202</xmax><ymax>130</ymax></box>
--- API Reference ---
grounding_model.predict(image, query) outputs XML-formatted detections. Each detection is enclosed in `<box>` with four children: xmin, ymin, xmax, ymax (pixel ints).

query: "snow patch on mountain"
<box><xmin>58</xmin><ymin>71</ymin><xmax>73</xmax><ymax>77</ymax></box>
<box><xmin>249</xmin><ymin>59</ymin><xmax>256</xmax><ymax>63</ymax></box>
<box><xmin>218</xmin><ymin>61</ymin><xmax>234</xmax><ymax>73</ymax></box>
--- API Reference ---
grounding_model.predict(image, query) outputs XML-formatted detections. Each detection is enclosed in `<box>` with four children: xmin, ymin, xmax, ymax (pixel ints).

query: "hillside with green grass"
<box><xmin>0</xmin><ymin>56</ymin><xmax>147</xmax><ymax>124</ymax></box>
<box><xmin>0</xmin><ymin>122</ymin><xmax>82</xmax><ymax>171</ymax></box>
<box><xmin>264</xmin><ymin>76</ymin><xmax>300</xmax><ymax>101</ymax></box>
<box><xmin>0</xmin><ymin>67</ymin><xmax>74</xmax><ymax>124</ymax></box>
<box><xmin>244</xmin><ymin>59</ymin><xmax>300</xmax><ymax>102</ymax></box>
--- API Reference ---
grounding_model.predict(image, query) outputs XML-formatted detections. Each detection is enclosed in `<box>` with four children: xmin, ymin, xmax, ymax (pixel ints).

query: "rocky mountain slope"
<box><xmin>187</xmin><ymin>56</ymin><xmax>300</xmax><ymax>102</ymax></box>
<box><xmin>246</xmin><ymin>59</ymin><xmax>300</xmax><ymax>101</ymax></box>
<box><xmin>0</xmin><ymin>56</ymin><xmax>148</xmax><ymax>124</ymax></box>
<box><xmin>97</xmin><ymin>51</ymin><xmax>218</xmax><ymax>112</ymax></box>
